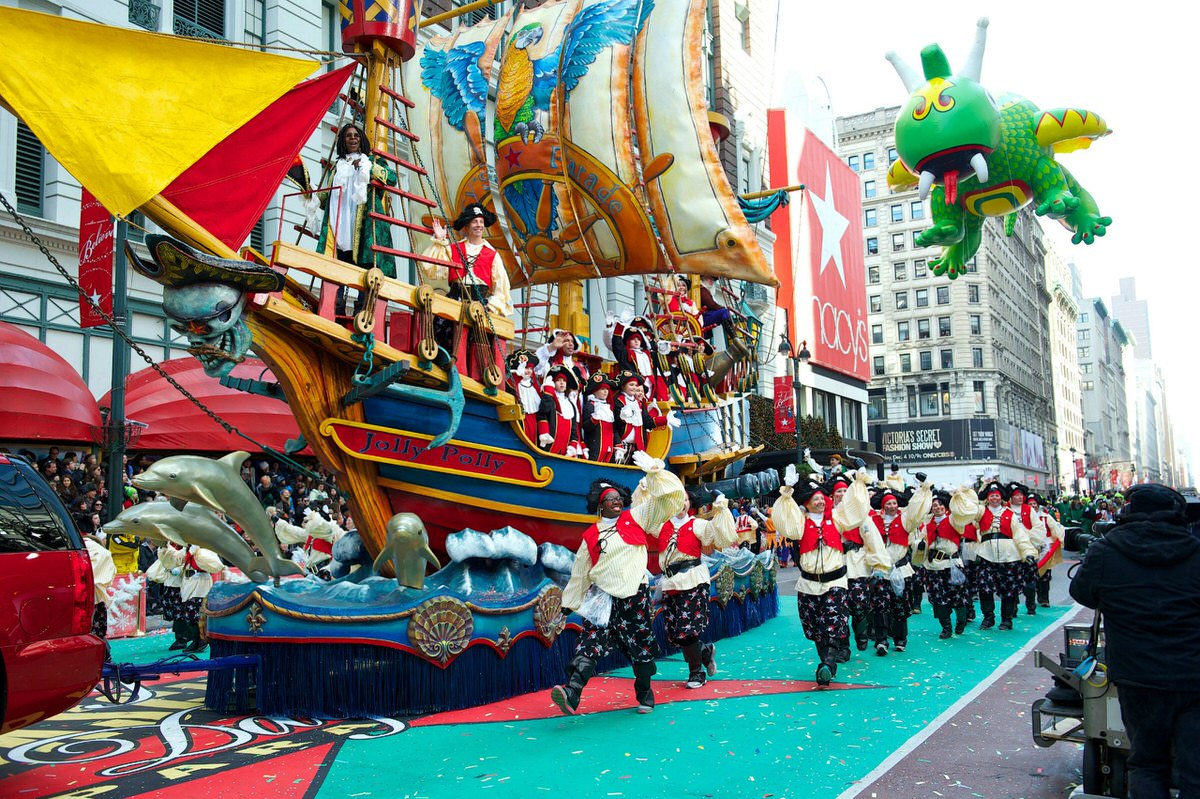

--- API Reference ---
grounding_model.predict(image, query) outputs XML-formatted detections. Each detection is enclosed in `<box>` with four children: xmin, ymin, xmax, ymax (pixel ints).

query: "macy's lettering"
<box><xmin>548</xmin><ymin>145</ymin><xmax>623</xmax><ymax>215</ymax></box>
<box><xmin>811</xmin><ymin>295</ymin><xmax>869</xmax><ymax>366</ymax></box>
<box><xmin>357</xmin><ymin>430</ymin><xmax>507</xmax><ymax>475</ymax></box>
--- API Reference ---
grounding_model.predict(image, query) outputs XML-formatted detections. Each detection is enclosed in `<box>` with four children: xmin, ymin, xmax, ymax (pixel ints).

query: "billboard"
<box><xmin>873</xmin><ymin>419</ymin><xmax>998</xmax><ymax>462</ymax></box>
<box><xmin>767</xmin><ymin>110</ymin><xmax>869</xmax><ymax>381</ymax></box>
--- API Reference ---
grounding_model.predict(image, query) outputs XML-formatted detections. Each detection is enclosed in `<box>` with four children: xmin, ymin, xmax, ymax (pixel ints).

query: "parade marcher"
<box><xmin>84</xmin><ymin>534</ymin><xmax>115</xmax><ymax>641</ymax></box>
<box><xmin>922</xmin><ymin>490</ymin><xmax>973</xmax><ymax>638</ymax></box>
<box><xmin>506</xmin><ymin>349</ymin><xmax>542</xmax><ymax>444</ymax></box>
<box><xmin>550</xmin><ymin>457</ymin><xmax>688</xmax><ymax>716</ymax></box>
<box><xmin>1069</xmin><ymin>484</ymin><xmax>1200</xmax><ymax>799</ymax></box>
<box><xmin>974</xmin><ymin>481</ymin><xmax>1038</xmax><ymax>630</ymax></box>
<box><xmin>535</xmin><ymin>328</ymin><xmax>590</xmax><ymax>385</ymax></box>
<box><xmin>609</xmin><ymin>317</ymin><xmax>670</xmax><ymax>402</ymax></box>
<box><xmin>151</xmin><ymin>540</ymin><xmax>187</xmax><ymax>650</ymax></box>
<box><xmin>867</xmin><ymin>481</ymin><xmax>931</xmax><ymax>655</ymax></box>
<box><xmin>1025</xmin><ymin>492</ymin><xmax>1065</xmax><ymax>611</ymax></box>
<box><xmin>831</xmin><ymin>474</ymin><xmax>890</xmax><ymax>653</ymax></box>
<box><xmin>772</xmin><ymin>467</ymin><xmax>870</xmax><ymax>686</ymax></box>
<box><xmin>176</xmin><ymin>544</ymin><xmax>225</xmax><ymax>653</ymax></box>
<box><xmin>735</xmin><ymin>503</ymin><xmax>759</xmax><ymax>551</ymax></box>
<box><xmin>581</xmin><ymin>372</ymin><xmax>617</xmax><ymax>463</ymax></box>
<box><xmin>652</xmin><ymin>486</ymin><xmax>737</xmax><ymax>688</ymax></box>
<box><xmin>537</xmin><ymin>365</ymin><xmax>586</xmax><ymax>458</ymax></box>
<box><xmin>613</xmin><ymin>370</ymin><xmax>676</xmax><ymax>464</ymax></box>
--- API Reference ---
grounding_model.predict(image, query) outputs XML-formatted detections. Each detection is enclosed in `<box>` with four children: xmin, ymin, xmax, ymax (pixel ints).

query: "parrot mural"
<box><xmin>886</xmin><ymin>18</ymin><xmax>1111</xmax><ymax>279</ymax></box>
<box><xmin>419</xmin><ymin>0</ymin><xmax>656</xmax><ymax>250</ymax></box>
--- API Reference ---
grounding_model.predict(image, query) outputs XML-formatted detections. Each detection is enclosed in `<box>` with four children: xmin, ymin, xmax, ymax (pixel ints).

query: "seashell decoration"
<box><xmin>534</xmin><ymin>586</ymin><xmax>566</xmax><ymax>643</ymax></box>
<box><xmin>408</xmin><ymin>597</ymin><xmax>474</xmax><ymax>664</ymax></box>
<box><xmin>714</xmin><ymin>565</ymin><xmax>736</xmax><ymax>608</ymax></box>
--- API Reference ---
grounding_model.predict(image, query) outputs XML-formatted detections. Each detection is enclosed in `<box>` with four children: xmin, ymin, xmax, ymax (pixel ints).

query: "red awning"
<box><xmin>102</xmin><ymin>357</ymin><xmax>306</xmax><ymax>454</ymax></box>
<box><xmin>0</xmin><ymin>321</ymin><xmax>101</xmax><ymax>443</ymax></box>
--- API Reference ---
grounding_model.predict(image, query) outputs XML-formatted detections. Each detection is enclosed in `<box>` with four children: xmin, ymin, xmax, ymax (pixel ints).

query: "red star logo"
<box><xmin>504</xmin><ymin>147</ymin><xmax>523</xmax><ymax>168</ymax></box>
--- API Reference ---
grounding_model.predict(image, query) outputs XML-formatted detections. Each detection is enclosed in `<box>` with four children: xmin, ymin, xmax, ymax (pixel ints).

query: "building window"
<box><xmin>873</xmin><ymin>355</ymin><xmax>885</xmax><ymax>376</ymax></box>
<box><xmin>972</xmin><ymin>347</ymin><xmax>983</xmax><ymax>368</ymax></box>
<box><xmin>940</xmin><ymin>349</ymin><xmax>953</xmax><ymax>368</ymax></box>
<box><xmin>917</xmin><ymin>318</ymin><xmax>931</xmax><ymax>339</ymax></box>
<box><xmin>919</xmin><ymin>350</ymin><xmax>932</xmax><ymax>371</ymax></box>
<box><xmin>967</xmin><ymin>284</ymin><xmax>980</xmax><ymax>304</ymax></box>
<box><xmin>911</xmin><ymin>230</ymin><xmax>922</xmax><ymax>248</ymax></box>
<box><xmin>915</xmin><ymin>288</ymin><xmax>929</xmax><ymax>307</ymax></box>
<box><xmin>1080</xmin><ymin>312</ymin><xmax>1089</xmax><ymax>323</ymax></box>
<box><xmin>848</xmin><ymin>155</ymin><xmax>860</xmax><ymax>171</ymax></box>
<box><xmin>864</xmin><ymin>180</ymin><xmax>876</xmax><ymax>198</ymax></box>
<box><xmin>965</xmin><ymin>258</ymin><xmax>978</xmax><ymax>273</ymax></box>
<box><xmin>941</xmin><ymin>382</ymin><xmax>952</xmax><ymax>415</ymax></box>
<box><xmin>1078</xmin><ymin>346</ymin><xmax>1090</xmax><ymax>359</ymax></box>
<box><xmin>919</xmin><ymin>384</ymin><xmax>939</xmax><ymax>415</ymax></box>
<box><xmin>893</xmin><ymin>262</ymin><xmax>906</xmax><ymax>281</ymax></box>
<box><xmin>892</xmin><ymin>232</ymin><xmax>905</xmax><ymax>251</ymax></box>
<box><xmin>870</xmin><ymin>295</ymin><xmax>882</xmax><ymax>313</ymax></box>
<box><xmin>910</xmin><ymin>200</ymin><xmax>924</xmax><ymax>220</ymax></box>
<box><xmin>973</xmin><ymin>381</ymin><xmax>986</xmax><ymax>413</ymax></box>
<box><xmin>15</xmin><ymin>120</ymin><xmax>45</xmax><ymax>217</ymax></box>
<box><xmin>895</xmin><ymin>291</ymin><xmax>908</xmax><ymax>310</ymax></box>
<box><xmin>737</xmin><ymin>1</ymin><xmax>751</xmax><ymax>51</ymax></box>
<box><xmin>863</xmin><ymin>151</ymin><xmax>875</xmax><ymax>170</ymax></box>
<box><xmin>897</xmin><ymin>321</ymin><xmax>910</xmax><ymax>341</ymax></box>
<box><xmin>249</xmin><ymin>215</ymin><xmax>266</xmax><ymax>253</ymax></box>
<box><xmin>868</xmin><ymin>264</ymin><xmax>880</xmax><ymax>284</ymax></box>
<box><xmin>175</xmin><ymin>0</ymin><xmax>226</xmax><ymax>38</ymax></box>
<box><xmin>868</xmin><ymin>392</ymin><xmax>887</xmax><ymax>419</ymax></box>
<box><xmin>890</xmin><ymin>204</ymin><xmax>903</xmax><ymax>223</ymax></box>
<box><xmin>901</xmin><ymin>353</ymin><xmax>912</xmax><ymax>373</ymax></box>
<box><xmin>129</xmin><ymin>0</ymin><xmax>161</xmax><ymax>30</ymax></box>
<box><xmin>864</xmin><ymin>208</ymin><xmax>877</xmax><ymax>227</ymax></box>
<box><xmin>867</xmin><ymin>237</ymin><xmax>879</xmax><ymax>255</ymax></box>
<box><xmin>887</xmin><ymin>147</ymin><xmax>898</xmax><ymax>164</ymax></box>
<box><xmin>913</xmin><ymin>258</ymin><xmax>927</xmax><ymax>278</ymax></box>
<box><xmin>969</xmin><ymin>314</ymin><xmax>982</xmax><ymax>335</ymax></box>
<box><xmin>1081</xmin><ymin>362</ymin><xmax>1093</xmax><ymax>374</ymax></box>
<box><xmin>936</xmin><ymin>285</ymin><xmax>950</xmax><ymax>305</ymax></box>
<box><xmin>871</xmin><ymin>324</ymin><xmax>883</xmax><ymax>344</ymax></box>
<box><xmin>1078</xmin><ymin>328</ymin><xmax>1091</xmax><ymax>341</ymax></box>
<box><xmin>907</xmin><ymin>385</ymin><xmax>918</xmax><ymax>416</ymax></box>
<box><xmin>1082</xmin><ymin>380</ymin><xmax>1095</xmax><ymax>391</ymax></box>
<box><xmin>126</xmin><ymin>210</ymin><xmax>148</xmax><ymax>243</ymax></box>
<box><xmin>938</xmin><ymin>316</ymin><xmax>951</xmax><ymax>337</ymax></box>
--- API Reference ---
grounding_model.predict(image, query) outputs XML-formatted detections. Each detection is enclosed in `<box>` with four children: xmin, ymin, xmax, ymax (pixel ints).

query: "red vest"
<box><xmin>871</xmin><ymin>512</ymin><xmax>908</xmax><ymax>547</ymax></box>
<box><xmin>961</xmin><ymin>522</ymin><xmax>978</xmax><ymax>542</ymax></box>
<box><xmin>582</xmin><ymin>511</ymin><xmax>647</xmax><ymax>563</ymax></box>
<box><xmin>925</xmin><ymin>516</ymin><xmax>960</xmax><ymax>547</ymax></box>
<box><xmin>979</xmin><ymin>506</ymin><xmax>1029</xmax><ymax>537</ymax></box>
<box><xmin>799</xmin><ymin>514</ymin><xmax>842</xmax><ymax>555</ymax></box>
<box><xmin>448</xmin><ymin>241</ymin><xmax>497</xmax><ymax>287</ymax></box>
<box><xmin>656</xmin><ymin>518</ymin><xmax>702</xmax><ymax>557</ymax></box>
<box><xmin>833</xmin><ymin>507</ymin><xmax>864</xmax><ymax>546</ymax></box>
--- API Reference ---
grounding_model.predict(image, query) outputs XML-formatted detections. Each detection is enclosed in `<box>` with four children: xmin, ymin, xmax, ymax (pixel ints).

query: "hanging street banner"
<box><xmin>773</xmin><ymin>376</ymin><xmax>795</xmax><ymax>433</ymax></box>
<box><xmin>78</xmin><ymin>188</ymin><xmax>114</xmax><ymax>329</ymax></box>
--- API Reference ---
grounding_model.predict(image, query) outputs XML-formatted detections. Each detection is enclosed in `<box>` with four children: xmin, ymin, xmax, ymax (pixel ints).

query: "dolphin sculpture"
<box><xmin>104</xmin><ymin>500</ymin><xmax>274</xmax><ymax>583</ymax></box>
<box><xmin>132</xmin><ymin>451</ymin><xmax>303</xmax><ymax>580</ymax></box>
<box><xmin>373</xmin><ymin>512</ymin><xmax>440</xmax><ymax>590</ymax></box>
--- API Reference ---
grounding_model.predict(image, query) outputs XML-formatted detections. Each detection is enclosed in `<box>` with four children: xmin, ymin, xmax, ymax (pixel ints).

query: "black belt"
<box><xmin>893</xmin><ymin>554</ymin><xmax>911</xmax><ymax>569</ymax></box>
<box><xmin>843</xmin><ymin>541</ymin><xmax>862</xmax><ymax>552</ymax></box>
<box><xmin>929</xmin><ymin>549</ymin><xmax>955</xmax><ymax>562</ymax></box>
<box><xmin>980</xmin><ymin>533</ymin><xmax>1011</xmax><ymax>543</ymax></box>
<box><xmin>801</xmin><ymin>566</ymin><xmax>847</xmax><ymax>583</ymax></box>
<box><xmin>664</xmin><ymin>558</ymin><xmax>703</xmax><ymax>577</ymax></box>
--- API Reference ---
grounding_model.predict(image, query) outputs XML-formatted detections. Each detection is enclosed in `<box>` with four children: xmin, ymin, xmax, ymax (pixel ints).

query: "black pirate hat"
<box><xmin>1006</xmin><ymin>482</ymin><xmax>1030</xmax><ymax>502</ymax></box>
<box><xmin>584</xmin><ymin>371</ymin><xmax>616</xmax><ymax>395</ymax></box>
<box><xmin>126</xmin><ymin>235</ymin><xmax>284</xmax><ymax>293</ymax></box>
<box><xmin>981</xmin><ymin>480</ymin><xmax>1008</xmax><ymax>502</ymax></box>
<box><xmin>614</xmin><ymin>369</ymin><xmax>642</xmax><ymax>390</ymax></box>
<box><xmin>546</xmin><ymin>364</ymin><xmax>580</xmax><ymax>392</ymax></box>
<box><xmin>505</xmin><ymin>348</ymin><xmax>536</xmax><ymax>373</ymax></box>
<box><xmin>871</xmin><ymin>486</ymin><xmax>905</xmax><ymax>511</ymax></box>
<box><xmin>452</xmin><ymin>202</ymin><xmax>498</xmax><ymax>231</ymax></box>
<box><xmin>794</xmin><ymin>479</ymin><xmax>827</xmax><ymax>508</ymax></box>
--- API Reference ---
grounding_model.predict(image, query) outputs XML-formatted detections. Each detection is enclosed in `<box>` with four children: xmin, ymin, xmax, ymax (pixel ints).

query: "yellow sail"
<box><xmin>0</xmin><ymin>7</ymin><xmax>316</xmax><ymax>216</ymax></box>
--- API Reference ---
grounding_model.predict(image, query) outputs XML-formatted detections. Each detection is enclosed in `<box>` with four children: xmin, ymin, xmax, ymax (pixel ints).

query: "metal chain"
<box><xmin>0</xmin><ymin>189</ymin><xmax>326</xmax><ymax>484</ymax></box>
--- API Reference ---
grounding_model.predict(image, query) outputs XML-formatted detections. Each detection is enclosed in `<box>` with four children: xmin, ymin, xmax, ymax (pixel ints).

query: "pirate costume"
<box><xmin>551</xmin><ymin>459</ymin><xmax>687</xmax><ymax>716</ymax></box>
<box><xmin>1024</xmin><ymin>493</ymin><xmax>1065</xmax><ymax>612</ymax></box>
<box><xmin>506</xmin><ymin>349</ymin><xmax>543</xmax><ymax>444</ymax></box>
<box><xmin>537</xmin><ymin>365</ymin><xmax>586</xmax><ymax>458</ymax></box>
<box><xmin>652</xmin><ymin>487</ymin><xmax>738</xmax><ymax>688</ymax></box>
<box><xmin>974</xmin><ymin>481</ymin><xmax>1038</xmax><ymax>630</ymax></box>
<box><xmin>828</xmin><ymin>473</ymin><xmax>889</xmax><ymax>654</ymax></box>
<box><xmin>922</xmin><ymin>489</ymin><xmax>974</xmax><ymax>638</ymax></box>
<box><xmin>582</xmin><ymin>372</ymin><xmax>617</xmax><ymax>463</ymax></box>
<box><xmin>867</xmin><ymin>482</ymin><xmax>931</xmax><ymax>655</ymax></box>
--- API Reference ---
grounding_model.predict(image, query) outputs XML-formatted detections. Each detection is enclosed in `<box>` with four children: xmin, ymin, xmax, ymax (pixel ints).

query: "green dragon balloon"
<box><xmin>886</xmin><ymin>18</ymin><xmax>1111</xmax><ymax>278</ymax></box>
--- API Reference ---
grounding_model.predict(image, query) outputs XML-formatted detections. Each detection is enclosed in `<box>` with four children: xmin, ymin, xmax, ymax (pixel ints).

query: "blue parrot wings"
<box><xmin>420</xmin><ymin>40</ymin><xmax>487</xmax><ymax>132</ymax></box>
<box><xmin>532</xmin><ymin>0</ymin><xmax>655</xmax><ymax>109</ymax></box>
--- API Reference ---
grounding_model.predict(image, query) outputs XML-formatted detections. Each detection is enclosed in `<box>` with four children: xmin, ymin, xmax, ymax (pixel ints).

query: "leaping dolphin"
<box><xmin>132</xmin><ymin>452</ymin><xmax>303</xmax><ymax>580</ymax></box>
<box><xmin>104</xmin><ymin>500</ymin><xmax>273</xmax><ymax>583</ymax></box>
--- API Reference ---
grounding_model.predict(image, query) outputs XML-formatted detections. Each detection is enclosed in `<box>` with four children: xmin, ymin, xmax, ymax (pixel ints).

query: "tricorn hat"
<box><xmin>932</xmin><ymin>490</ymin><xmax>952</xmax><ymax>508</ymax></box>
<box><xmin>871</xmin><ymin>486</ymin><xmax>904</xmax><ymax>510</ymax></box>
<box><xmin>452</xmin><ymin>202</ymin><xmax>498</xmax><ymax>231</ymax></box>
<box><xmin>981</xmin><ymin>480</ymin><xmax>1008</xmax><ymax>501</ymax></box>
<box><xmin>584</xmin><ymin>371</ymin><xmax>616</xmax><ymax>395</ymax></box>
<box><xmin>794</xmin><ymin>480</ymin><xmax>827</xmax><ymax>508</ymax></box>
<box><xmin>615</xmin><ymin>369</ymin><xmax>642</xmax><ymax>390</ymax></box>
<box><xmin>546</xmin><ymin>364</ymin><xmax>580</xmax><ymax>392</ymax></box>
<box><xmin>1006</xmin><ymin>482</ymin><xmax>1030</xmax><ymax>502</ymax></box>
<box><xmin>505</xmin><ymin>348</ymin><xmax>535</xmax><ymax>373</ymax></box>
<box><xmin>127</xmin><ymin>235</ymin><xmax>284</xmax><ymax>292</ymax></box>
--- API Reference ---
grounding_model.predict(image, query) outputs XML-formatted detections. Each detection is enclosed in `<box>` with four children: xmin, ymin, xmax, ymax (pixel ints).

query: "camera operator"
<box><xmin>1069</xmin><ymin>483</ymin><xmax>1200</xmax><ymax>799</ymax></box>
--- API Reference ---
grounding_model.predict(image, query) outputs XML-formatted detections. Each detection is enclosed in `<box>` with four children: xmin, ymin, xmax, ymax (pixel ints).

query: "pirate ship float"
<box><xmin>0</xmin><ymin>0</ymin><xmax>783</xmax><ymax>714</ymax></box>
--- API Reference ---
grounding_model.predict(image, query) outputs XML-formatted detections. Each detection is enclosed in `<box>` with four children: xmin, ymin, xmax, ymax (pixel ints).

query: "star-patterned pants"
<box><xmin>845</xmin><ymin>577</ymin><xmax>871</xmax><ymax>619</ymax></box>
<box><xmin>178</xmin><ymin>596</ymin><xmax>204</xmax><ymax>623</ymax></box>
<box><xmin>663</xmin><ymin>584</ymin><xmax>711</xmax><ymax>646</ymax></box>
<box><xmin>161</xmin><ymin>585</ymin><xmax>181</xmax><ymax>622</ymax></box>
<box><xmin>574</xmin><ymin>584</ymin><xmax>657</xmax><ymax>665</ymax></box>
<box><xmin>797</xmin><ymin>587</ymin><xmax>848</xmax><ymax>648</ymax></box>
<box><xmin>975</xmin><ymin>559</ymin><xmax>1026</xmax><ymax>601</ymax></box>
<box><xmin>924</xmin><ymin>568</ymin><xmax>969</xmax><ymax>608</ymax></box>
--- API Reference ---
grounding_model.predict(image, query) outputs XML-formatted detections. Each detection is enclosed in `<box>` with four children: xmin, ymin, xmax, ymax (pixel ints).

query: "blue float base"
<box><xmin>205</xmin><ymin>588</ymin><xmax>778</xmax><ymax>717</ymax></box>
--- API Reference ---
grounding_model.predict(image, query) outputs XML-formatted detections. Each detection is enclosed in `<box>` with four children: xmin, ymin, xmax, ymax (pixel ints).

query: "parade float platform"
<box><xmin>203</xmin><ymin>537</ymin><xmax>778</xmax><ymax>718</ymax></box>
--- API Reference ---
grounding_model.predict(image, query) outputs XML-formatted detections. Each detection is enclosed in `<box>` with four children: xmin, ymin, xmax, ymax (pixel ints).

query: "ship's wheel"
<box><xmin>655</xmin><ymin>313</ymin><xmax>701</xmax><ymax>342</ymax></box>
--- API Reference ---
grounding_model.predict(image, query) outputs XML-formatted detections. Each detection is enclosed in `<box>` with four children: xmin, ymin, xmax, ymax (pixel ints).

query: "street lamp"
<box><xmin>778</xmin><ymin>333</ymin><xmax>811</xmax><ymax>467</ymax></box>
<box><xmin>1069</xmin><ymin>446</ymin><xmax>1079</xmax><ymax>496</ymax></box>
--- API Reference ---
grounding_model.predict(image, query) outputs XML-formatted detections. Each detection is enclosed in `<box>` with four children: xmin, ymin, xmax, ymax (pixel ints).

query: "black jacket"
<box><xmin>1069</xmin><ymin>510</ymin><xmax>1200</xmax><ymax>690</ymax></box>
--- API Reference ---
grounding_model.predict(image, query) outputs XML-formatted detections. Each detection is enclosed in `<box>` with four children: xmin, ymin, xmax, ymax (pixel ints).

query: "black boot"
<box><xmin>168</xmin><ymin>619</ymin><xmax>188</xmax><ymax>651</ymax></box>
<box><xmin>633</xmin><ymin>660</ymin><xmax>656</xmax><ymax>713</ymax></box>
<box><xmin>935</xmin><ymin>605</ymin><xmax>953</xmax><ymax>639</ymax></box>
<box><xmin>954</xmin><ymin>605</ymin><xmax>969</xmax><ymax>635</ymax></box>
<box><xmin>815</xmin><ymin>644</ymin><xmax>833</xmax><ymax>686</ymax></box>
<box><xmin>682</xmin><ymin>641</ymin><xmax>706</xmax><ymax>689</ymax></box>
<box><xmin>891</xmin><ymin>615</ymin><xmax>909</xmax><ymax>652</ymax></box>
<box><xmin>998</xmin><ymin>598</ymin><xmax>1016</xmax><ymax>630</ymax></box>
<box><xmin>1024</xmin><ymin>583</ymin><xmax>1037</xmax><ymax>615</ymax></box>
<box><xmin>551</xmin><ymin>655</ymin><xmax>596</xmax><ymax>715</ymax></box>
<box><xmin>979</xmin><ymin>595</ymin><xmax>996</xmax><ymax>630</ymax></box>
<box><xmin>1036</xmin><ymin>575</ymin><xmax>1051</xmax><ymax>607</ymax></box>
<box><xmin>701</xmin><ymin>642</ymin><xmax>718</xmax><ymax>676</ymax></box>
<box><xmin>966</xmin><ymin>601</ymin><xmax>977</xmax><ymax>621</ymax></box>
<box><xmin>833</xmin><ymin>636</ymin><xmax>851</xmax><ymax>664</ymax></box>
<box><xmin>852</xmin><ymin>614</ymin><xmax>870</xmax><ymax>651</ymax></box>
<box><xmin>182</xmin><ymin>621</ymin><xmax>206</xmax><ymax>653</ymax></box>
<box><xmin>873</xmin><ymin>610</ymin><xmax>889</xmax><ymax>656</ymax></box>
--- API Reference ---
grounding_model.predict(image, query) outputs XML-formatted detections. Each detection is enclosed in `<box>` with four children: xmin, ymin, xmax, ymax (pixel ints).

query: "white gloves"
<box><xmin>785</xmin><ymin>463</ymin><xmax>799</xmax><ymax>486</ymax></box>
<box><xmin>803</xmin><ymin>447</ymin><xmax>811</xmax><ymax>458</ymax></box>
<box><xmin>657</xmin><ymin>340</ymin><xmax>673</xmax><ymax>355</ymax></box>
<box><xmin>666</xmin><ymin>410</ymin><xmax>681</xmax><ymax>428</ymax></box>
<box><xmin>538</xmin><ymin>433</ymin><xmax>554</xmax><ymax>447</ymax></box>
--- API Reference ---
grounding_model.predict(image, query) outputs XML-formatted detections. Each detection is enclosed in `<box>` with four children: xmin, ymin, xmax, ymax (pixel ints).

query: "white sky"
<box><xmin>772</xmin><ymin>1</ymin><xmax>1200</xmax><ymax>483</ymax></box>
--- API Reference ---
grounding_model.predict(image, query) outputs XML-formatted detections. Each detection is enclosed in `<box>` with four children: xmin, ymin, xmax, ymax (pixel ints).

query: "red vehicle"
<box><xmin>0</xmin><ymin>453</ymin><xmax>106</xmax><ymax>733</ymax></box>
